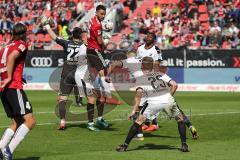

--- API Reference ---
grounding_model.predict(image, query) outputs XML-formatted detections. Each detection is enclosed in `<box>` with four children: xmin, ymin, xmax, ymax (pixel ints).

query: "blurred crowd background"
<box><xmin>0</xmin><ymin>0</ymin><xmax>240</xmax><ymax>50</ymax></box>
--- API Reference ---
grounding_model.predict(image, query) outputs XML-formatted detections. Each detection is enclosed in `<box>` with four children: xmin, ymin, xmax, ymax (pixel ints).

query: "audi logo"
<box><xmin>31</xmin><ymin>57</ymin><xmax>53</xmax><ymax>67</ymax></box>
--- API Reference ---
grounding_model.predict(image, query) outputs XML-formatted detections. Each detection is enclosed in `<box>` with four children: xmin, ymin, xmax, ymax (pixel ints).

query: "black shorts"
<box><xmin>1</xmin><ymin>88</ymin><xmax>33</xmax><ymax>118</ymax></box>
<box><xmin>87</xmin><ymin>48</ymin><xmax>106</xmax><ymax>71</ymax></box>
<box><xmin>59</xmin><ymin>71</ymin><xmax>76</xmax><ymax>96</ymax></box>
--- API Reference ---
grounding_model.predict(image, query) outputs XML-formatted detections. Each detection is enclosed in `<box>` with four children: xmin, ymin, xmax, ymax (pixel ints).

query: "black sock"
<box><xmin>73</xmin><ymin>87</ymin><xmax>80</xmax><ymax>103</ymax></box>
<box><xmin>96</xmin><ymin>100</ymin><xmax>104</xmax><ymax>117</ymax></box>
<box><xmin>183</xmin><ymin>115</ymin><xmax>192</xmax><ymax>128</ymax></box>
<box><xmin>137</xmin><ymin>125</ymin><xmax>143</xmax><ymax>134</ymax></box>
<box><xmin>132</xmin><ymin>112</ymin><xmax>142</xmax><ymax>134</ymax></box>
<box><xmin>152</xmin><ymin>118</ymin><xmax>158</xmax><ymax>125</ymax></box>
<box><xmin>145</xmin><ymin>120</ymin><xmax>150</xmax><ymax>126</ymax></box>
<box><xmin>178</xmin><ymin>105</ymin><xmax>192</xmax><ymax>128</ymax></box>
<box><xmin>87</xmin><ymin>103</ymin><xmax>94</xmax><ymax>123</ymax></box>
<box><xmin>124</xmin><ymin>123</ymin><xmax>141</xmax><ymax>145</ymax></box>
<box><xmin>178</xmin><ymin>122</ymin><xmax>187</xmax><ymax>143</ymax></box>
<box><xmin>75</xmin><ymin>96</ymin><xmax>82</xmax><ymax>104</ymax></box>
<box><xmin>59</xmin><ymin>100</ymin><xmax>67</xmax><ymax>119</ymax></box>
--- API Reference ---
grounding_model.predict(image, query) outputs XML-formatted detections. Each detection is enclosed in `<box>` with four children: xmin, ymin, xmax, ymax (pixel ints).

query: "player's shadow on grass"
<box><xmin>15</xmin><ymin>157</ymin><xmax>40</xmax><ymax>160</ymax></box>
<box><xmin>128</xmin><ymin>143</ymin><xmax>178</xmax><ymax>151</ymax></box>
<box><xmin>67</xmin><ymin>123</ymin><xmax>119</xmax><ymax>131</ymax></box>
<box><xmin>144</xmin><ymin>133</ymin><xmax>179</xmax><ymax>139</ymax></box>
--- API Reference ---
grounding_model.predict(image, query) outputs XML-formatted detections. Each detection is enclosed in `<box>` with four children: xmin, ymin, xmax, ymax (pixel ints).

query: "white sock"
<box><xmin>60</xmin><ymin>119</ymin><xmax>66</xmax><ymax>125</ymax></box>
<box><xmin>98</xmin><ymin>117</ymin><xmax>103</xmax><ymax>121</ymax></box>
<box><xmin>137</xmin><ymin>133</ymin><xmax>143</xmax><ymax>138</ymax></box>
<box><xmin>8</xmin><ymin>124</ymin><xmax>30</xmax><ymax>153</ymax></box>
<box><xmin>0</xmin><ymin>128</ymin><xmax>14</xmax><ymax>149</ymax></box>
<box><xmin>88</xmin><ymin>122</ymin><xmax>94</xmax><ymax>125</ymax></box>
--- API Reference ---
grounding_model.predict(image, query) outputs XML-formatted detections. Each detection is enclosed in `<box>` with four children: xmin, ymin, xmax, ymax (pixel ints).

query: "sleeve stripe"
<box><xmin>167</xmin><ymin>79</ymin><xmax>172</xmax><ymax>85</ymax></box>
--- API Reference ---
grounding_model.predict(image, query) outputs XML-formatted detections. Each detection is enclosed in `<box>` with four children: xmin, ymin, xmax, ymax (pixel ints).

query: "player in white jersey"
<box><xmin>108</xmin><ymin>51</ymin><xmax>159</xmax><ymax>140</ymax></box>
<box><xmin>136</xmin><ymin>32</ymin><xmax>162</xmax><ymax>64</ymax></box>
<box><xmin>116</xmin><ymin>57</ymin><xmax>190</xmax><ymax>152</ymax></box>
<box><xmin>136</xmin><ymin>32</ymin><xmax>162</xmax><ymax>132</ymax></box>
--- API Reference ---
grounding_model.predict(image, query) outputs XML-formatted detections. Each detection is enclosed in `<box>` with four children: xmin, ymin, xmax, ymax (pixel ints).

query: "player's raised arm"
<box><xmin>1</xmin><ymin>50</ymin><xmax>20</xmax><ymax>88</ymax></box>
<box><xmin>40</xmin><ymin>15</ymin><xmax>57</xmax><ymax>40</ymax></box>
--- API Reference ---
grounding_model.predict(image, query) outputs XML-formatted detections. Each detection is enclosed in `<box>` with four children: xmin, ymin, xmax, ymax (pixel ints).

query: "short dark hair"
<box><xmin>148</xmin><ymin>32</ymin><xmax>157</xmax><ymax>41</ymax></box>
<box><xmin>142</xmin><ymin>56</ymin><xmax>154</xmax><ymax>71</ymax></box>
<box><xmin>72</xmin><ymin>27</ymin><xmax>82</xmax><ymax>39</ymax></box>
<box><xmin>12</xmin><ymin>23</ymin><xmax>27</xmax><ymax>41</ymax></box>
<box><xmin>96</xmin><ymin>5</ymin><xmax>106</xmax><ymax>11</ymax></box>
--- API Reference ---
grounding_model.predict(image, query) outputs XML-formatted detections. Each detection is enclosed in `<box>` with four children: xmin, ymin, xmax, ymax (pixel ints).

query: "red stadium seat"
<box><xmin>0</xmin><ymin>34</ymin><xmax>3</xmax><ymax>42</ymax></box>
<box><xmin>44</xmin><ymin>34</ymin><xmax>52</xmax><ymax>43</ymax></box>
<box><xmin>123</xmin><ymin>6</ymin><xmax>130</xmax><ymax>15</ymax></box>
<box><xmin>201</xmin><ymin>22</ymin><xmax>210</xmax><ymax>30</ymax></box>
<box><xmin>28</xmin><ymin>34</ymin><xmax>35</xmax><ymax>42</ymax></box>
<box><xmin>199</xmin><ymin>14</ymin><xmax>209</xmax><ymax>22</ymax></box>
<box><xmin>188</xmin><ymin>0</ymin><xmax>194</xmax><ymax>4</ymax></box>
<box><xmin>199</xmin><ymin>5</ymin><xmax>207</xmax><ymax>13</ymax></box>
<box><xmin>36</xmin><ymin>34</ymin><xmax>45</xmax><ymax>42</ymax></box>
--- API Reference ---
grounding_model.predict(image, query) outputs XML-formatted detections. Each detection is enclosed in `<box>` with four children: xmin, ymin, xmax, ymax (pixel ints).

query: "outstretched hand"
<box><xmin>40</xmin><ymin>15</ymin><xmax>50</xmax><ymax>26</ymax></box>
<box><xmin>128</xmin><ymin>111</ymin><xmax>136</xmax><ymax>120</ymax></box>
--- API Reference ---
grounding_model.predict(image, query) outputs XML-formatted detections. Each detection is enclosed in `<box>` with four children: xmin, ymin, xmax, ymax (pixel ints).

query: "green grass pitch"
<box><xmin>0</xmin><ymin>91</ymin><xmax>240</xmax><ymax>160</ymax></box>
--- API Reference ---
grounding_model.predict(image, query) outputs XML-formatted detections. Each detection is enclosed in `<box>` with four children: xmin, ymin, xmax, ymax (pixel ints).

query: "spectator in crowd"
<box><xmin>123</xmin><ymin>0</ymin><xmax>137</xmax><ymax>14</ymax></box>
<box><xmin>0</xmin><ymin>14</ymin><xmax>13</xmax><ymax>34</ymax></box>
<box><xmin>1</xmin><ymin>0</ymin><xmax>240</xmax><ymax>49</ymax></box>
<box><xmin>210</xmin><ymin>21</ymin><xmax>221</xmax><ymax>34</ymax></box>
<box><xmin>131</xmin><ymin>17</ymin><xmax>141</xmax><ymax>40</ymax></box>
<box><xmin>152</xmin><ymin>2</ymin><xmax>161</xmax><ymax>16</ymax></box>
<box><xmin>187</xmin><ymin>3</ymin><xmax>198</xmax><ymax>19</ymax></box>
<box><xmin>200</xmin><ymin>30</ymin><xmax>210</xmax><ymax>48</ymax></box>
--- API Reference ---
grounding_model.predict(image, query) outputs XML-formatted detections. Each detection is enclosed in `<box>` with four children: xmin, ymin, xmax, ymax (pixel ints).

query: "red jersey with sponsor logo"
<box><xmin>87</xmin><ymin>16</ymin><xmax>102</xmax><ymax>51</ymax></box>
<box><xmin>0</xmin><ymin>40</ymin><xmax>28</xmax><ymax>90</ymax></box>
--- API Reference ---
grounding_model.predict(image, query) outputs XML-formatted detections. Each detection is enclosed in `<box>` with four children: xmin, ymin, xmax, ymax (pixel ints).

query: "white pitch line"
<box><xmin>0</xmin><ymin>119</ymin><xmax>126</xmax><ymax>129</ymax></box>
<box><xmin>0</xmin><ymin>110</ymin><xmax>131</xmax><ymax>116</ymax></box>
<box><xmin>0</xmin><ymin>111</ymin><xmax>239</xmax><ymax>129</ymax></box>
<box><xmin>190</xmin><ymin>111</ymin><xmax>240</xmax><ymax>116</ymax></box>
<box><xmin>0</xmin><ymin>110</ymin><xmax>239</xmax><ymax>116</ymax></box>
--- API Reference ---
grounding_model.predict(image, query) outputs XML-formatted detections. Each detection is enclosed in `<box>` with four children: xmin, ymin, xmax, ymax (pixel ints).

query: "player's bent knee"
<box><xmin>87</xmin><ymin>96</ymin><xmax>95</xmax><ymax>104</ymax></box>
<box><xmin>99</xmin><ymin>96</ymin><xmax>106</xmax><ymax>103</ymax></box>
<box><xmin>135</xmin><ymin>115</ymin><xmax>146</xmax><ymax>125</ymax></box>
<box><xmin>10</xmin><ymin>120</ymin><xmax>18</xmax><ymax>131</ymax></box>
<box><xmin>57</xmin><ymin>96</ymin><xmax>68</xmax><ymax>102</ymax></box>
<box><xmin>175</xmin><ymin>114</ymin><xmax>184</xmax><ymax>123</ymax></box>
<box><xmin>24</xmin><ymin>114</ymin><xmax>36</xmax><ymax>129</ymax></box>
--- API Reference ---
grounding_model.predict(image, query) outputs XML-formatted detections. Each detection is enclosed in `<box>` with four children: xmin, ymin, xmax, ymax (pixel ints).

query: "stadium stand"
<box><xmin>0</xmin><ymin>0</ymin><xmax>240</xmax><ymax>50</ymax></box>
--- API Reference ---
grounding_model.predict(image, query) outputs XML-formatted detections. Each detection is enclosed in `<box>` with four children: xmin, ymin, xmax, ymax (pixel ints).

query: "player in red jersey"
<box><xmin>0</xmin><ymin>23</ymin><xmax>36</xmax><ymax>160</ymax></box>
<box><xmin>86</xmin><ymin>5</ymin><xmax>111</xmax><ymax>130</ymax></box>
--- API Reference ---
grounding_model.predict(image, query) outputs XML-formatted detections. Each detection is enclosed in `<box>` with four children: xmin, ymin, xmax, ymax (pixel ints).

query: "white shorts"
<box><xmin>94</xmin><ymin>75</ymin><xmax>112</xmax><ymax>98</ymax></box>
<box><xmin>75</xmin><ymin>65</ymin><xmax>94</xmax><ymax>97</ymax></box>
<box><xmin>141</xmin><ymin>97</ymin><xmax>181</xmax><ymax>120</ymax></box>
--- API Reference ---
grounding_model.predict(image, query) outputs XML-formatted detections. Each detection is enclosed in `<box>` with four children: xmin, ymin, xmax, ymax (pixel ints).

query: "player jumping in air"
<box><xmin>0</xmin><ymin>23</ymin><xmax>36</xmax><ymax>160</ymax></box>
<box><xmin>85</xmin><ymin>5</ymin><xmax>112</xmax><ymax>131</ymax></box>
<box><xmin>116</xmin><ymin>57</ymin><xmax>190</xmax><ymax>152</ymax></box>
